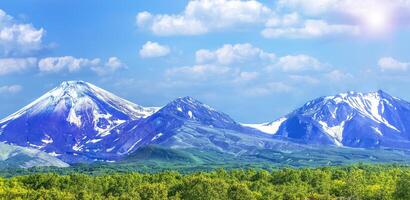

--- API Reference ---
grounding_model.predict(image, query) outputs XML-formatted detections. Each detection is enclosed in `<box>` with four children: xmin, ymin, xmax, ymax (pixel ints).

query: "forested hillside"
<box><xmin>1</xmin><ymin>165</ymin><xmax>410</xmax><ymax>199</ymax></box>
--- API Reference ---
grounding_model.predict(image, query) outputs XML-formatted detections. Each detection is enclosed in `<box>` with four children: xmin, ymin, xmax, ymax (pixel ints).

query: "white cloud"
<box><xmin>276</xmin><ymin>54</ymin><xmax>325</xmax><ymax>72</ymax></box>
<box><xmin>0</xmin><ymin>84</ymin><xmax>22</xmax><ymax>94</ymax></box>
<box><xmin>165</xmin><ymin>64</ymin><xmax>232</xmax><ymax>81</ymax></box>
<box><xmin>289</xmin><ymin>75</ymin><xmax>320</xmax><ymax>84</ymax></box>
<box><xmin>105</xmin><ymin>57</ymin><xmax>124</xmax><ymax>71</ymax></box>
<box><xmin>91</xmin><ymin>57</ymin><xmax>126</xmax><ymax>76</ymax></box>
<box><xmin>0</xmin><ymin>9</ymin><xmax>45</xmax><ymax>55</ymax></box>
<box><xmin>38</xmin><ymin>56</ymin><xmax>125</xmax><ymax>75</ymax></box>
<box><xmin>136</xmin><ymin>0</ymin><xmax>410</xmax><ymax>38</ymax></box>
<box><xmin>324</xmin><ymin>70</ymin><xmax>353</xmax><ymax>81</ymax></box>
<box><xmin>38</xmin><ymin>56</ymin><xmax>100</xmax><ymax>73</ymax></box>
<box><xmin>277</xmin><ymin>0</ymin><xmax>410</xmax><ymax>33</ymax></box>
<box><xmin>277</xmin><ymin>0</ymin><xmax>410</xmax><ymax>16</ymax></box>
<box><xmin>265</xmin><ymin>12</ymin><xmax>300</xmax><ymax>27</ymax></box>
<box><xmin>236</xmin><ymin>71</ymin><xmax>259</xmax><ymax>82</ymax></box>
<box><xmin>0</xmin><ymin>57</ymin><xmax>37</xmax><ymax>75</ymax></box>
<box><xmin>262</xmin><ymin>19</ymin><xmax>359</xmax><ymax>38</ymax></box>
<box><xmin>136</xmin><ymin>11</ymin><xmax>153</xmax><ymax>27</ymax></box>
<box><xmin>378</xmin><ymin>57</ymin><xmax>409</xmax><ymax>71</ymax></box>
<box><xmin>245</xmin><ymin>82</ymin><xmax>293</xmax><ymax>96</ymax></box>
<box><xmin>0</xmin><ymin>56</ymin><xmax>124</xmax><ymax>76</ymax></box>
<box><xmin>136</xmin><ymin>0</ymin><xmax>272</xmax><ymax>36</ymax></box>
<box><xmin>196</xmin><ymin>43</ymin><xmax>275</xmax><ymax>65</ymax></box>
<box><xmin>163</xmin><ymin>43</ymin><xmax>349</xmax><ymax>96</ymax></box>
<box><xmin>139</xmin><ymin>41</ymin><xmax>170</xmax><ymax>58</ymax></box>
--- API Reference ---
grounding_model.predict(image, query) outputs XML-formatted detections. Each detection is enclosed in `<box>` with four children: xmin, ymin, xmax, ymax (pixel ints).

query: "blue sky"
<box><xmin>1</xmin><ymin>0</ymin><xmax>410</xmax><ymax>123</ymax></box>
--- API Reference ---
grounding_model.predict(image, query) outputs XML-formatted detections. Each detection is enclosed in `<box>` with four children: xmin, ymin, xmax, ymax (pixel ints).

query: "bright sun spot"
<box><xmin>358</xmin><ymin>4</ymin><xmax>392</xmax><ymax>33</ymax></box>
<box><xmin>363</xmin><ymin>11</ymin><xmax>389</xmax><ymax>31</ymax></box>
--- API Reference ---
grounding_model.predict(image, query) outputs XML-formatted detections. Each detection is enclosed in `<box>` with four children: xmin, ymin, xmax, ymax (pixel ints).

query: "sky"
<box><xmin>0</xmin><ymin>0</ymin><xmax>410</xmax><ymax>123</ymax></box>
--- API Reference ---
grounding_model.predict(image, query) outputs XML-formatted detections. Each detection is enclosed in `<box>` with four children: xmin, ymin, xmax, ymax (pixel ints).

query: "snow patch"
<box><xmin>151</xmin><ymin>133</ymin><xmax>163</xmax><ymax>141</ymax></box>
<box><xmin>48</xmin><ymin>152</ymin><xmax>61</xmax><ymax>157</ymax></box>
<box><xmin>72</xmin><ymin>143</ymin><xmax>83</xmax><ymax>151</ymax></box>
<box><xmin>87</xmin><ymin>138</ymin><xmax>102</xmax><ymax>144</ymax></box>
<box><xmin>106</xmin><ymin>146</ymin><xmax>116</xmax><ymax>152</ymax></box>
<box><xmin>318</xmin><ymin>121</ymin><xmax>345</xmax><ymax>147</ymax></box>
<box><xmin>125</xmin><ymin>138</ymin><xmax>142</xmax><ymax>154</ymax></box>
<box><xmin>41</xmin><ymin>135</ymin><xmax>53</xmax><ymax>144</ymax></box>
<box><xmin>243</xmin><ymin>117</ymin><xmax>287</xmax><ymax>134</ymax></box>
<box><xmin>372</xmin><ymin>126</ymin><xmax>383</xmax><ymax>135</ymax></box>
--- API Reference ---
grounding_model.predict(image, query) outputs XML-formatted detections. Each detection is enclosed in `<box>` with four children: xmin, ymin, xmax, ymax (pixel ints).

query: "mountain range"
<box><xmin>1</xmin><ymin>81</ymin><xmax>410</xmax><ymax>168</ymax></box>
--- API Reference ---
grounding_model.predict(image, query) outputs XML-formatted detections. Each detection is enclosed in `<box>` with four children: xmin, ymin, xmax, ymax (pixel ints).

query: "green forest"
<box><xmin>1</xmin><ymin>165</ymin><xmax>410</xmax><ymax>199</ymax></box>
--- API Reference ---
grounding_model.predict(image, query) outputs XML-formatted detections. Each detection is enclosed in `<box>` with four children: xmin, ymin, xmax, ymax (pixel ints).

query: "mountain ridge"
<box><xmin>247</xmin><ymin>90</ymin><xmax>410</xmax><ymax>149</ymax></box>
<box><xmin>2</xmin><ymin>81</ymin><xmax>410</xmax><ymax>166</ymax></box>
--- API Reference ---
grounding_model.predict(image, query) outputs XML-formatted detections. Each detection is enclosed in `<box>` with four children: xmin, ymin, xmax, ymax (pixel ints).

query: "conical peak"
<box><xmin>327</xmin><ymin>90</ymin><xmax>393</xmax><ymax>100</ymax></box>
<box><xmin>174</xmin><ymin>96</ymin><xmax>197</xmax><ymax>104</ymax></box>
<box><xmin>60</xmin><ymin>80</ymin><xmax>87</xmax><ymax>86</ymax></box>
<box><xmin>168</xmin><ymin>96</ymin><xmax>215</xmax><ymax>111</ymax></box>
<box><xmin>58</xmin><ymin>80</ymin><xmax>92</xmax><ymax>92</ymax></box>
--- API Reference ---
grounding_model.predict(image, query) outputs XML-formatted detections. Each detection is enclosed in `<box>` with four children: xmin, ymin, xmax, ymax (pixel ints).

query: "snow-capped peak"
<box><xmin>156</xmin><ymin>96</ymin><xmax>237</xmax><ymax>127</ymax></box>
<box><xmin>0</xmin><ymin>81</ymin><xmax>161</xmax><ymax>161</ymax></box>
<box><xmin>319</xmin><ymin>90</ymin><xmax>399</xmax><ymax>131</ymax></box>
<box><xmin>271</xmin><ymin>90</ymin><xmax>410</xmax><ymax>148</ymax></box>
<box><xmin>0</xmin><ymin>81</ymin><xmax>158</xmax><ymax>124</ymax></box>
<box><xmin>242</xmin><ymin>117</ymin><xmax>287</xmax><ymax>135</ymax></box>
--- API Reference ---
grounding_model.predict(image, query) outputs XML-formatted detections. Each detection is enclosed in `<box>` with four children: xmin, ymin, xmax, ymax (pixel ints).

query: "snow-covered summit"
<box><xmin>157</xmin><ymin>96</ymin><xmax>237</xmax><ymax>126</ymax></box>
<box><xmin>1</xmin><ymin>81</ymin><xmax>158</xmax><ymax>124</ymax></box>
<box><xmin>0</xmin><ymin>81</ymin><xmax>159</xmax><ymax>162</ymax></box>
<box><xmin>271</xmin><ymin>90</ymin><xmax>410</xmax><ymax>148</ymax></box>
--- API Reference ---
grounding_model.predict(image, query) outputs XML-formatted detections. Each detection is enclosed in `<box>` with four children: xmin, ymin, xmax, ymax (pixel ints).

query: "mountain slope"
<box><xmin>104</xmin><ymin>96</ymin><xmax>269</xmax><ymax>156</ymax></box>
<box><xmin>249</xmin><ymin>90</ymin><xmax>410</xmax><ymax>149</ymax></box>
<box><xmin>0</xmin><ymin>81</ymin><xmax>158</xmax><ymax>162</ymax></box>
<box><xmin>0</xmin><ymin>142</ymin><xmax>68</xmax><ymax>168</ymax></box>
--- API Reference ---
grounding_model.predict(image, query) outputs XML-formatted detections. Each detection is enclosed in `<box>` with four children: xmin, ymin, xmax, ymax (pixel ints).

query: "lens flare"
<box><xmin>365</xmin><ymin>11</ymin><xmax>388</xmax><ymax>30</ymax></box>
<box><xmin>355</xmin><ymin>3</ymin><xmax>393</xmax><ymax>34</ymax></box>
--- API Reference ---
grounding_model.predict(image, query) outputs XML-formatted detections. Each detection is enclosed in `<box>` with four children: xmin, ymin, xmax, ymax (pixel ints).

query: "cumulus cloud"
<box><xmin>271</xmin><ymin>0</ymin><xmax>410</xmax><ymax>38</ymax></box>
<box><xmin>136</xmin><ymin>0</ymin><xmax>271</xmax><ymax>36</ymax></box>
<box><xmin>245</xmin><ymin>82</ymin><xmax>293</xmax><ymax>96</ymax></box>
<box><xmin>162</xmin><ymin>43</ymin><xmax>352</xmax><ymax>96</ymax></box>
<box><xmin>0</xmin><ymin>84</ymin><xmax>22</xmax><ymax>94</ymax></box>
<box><xmin>0</xmin><ymin>9</ymin><xmax>45</xmax><ymax>56</ymax></box>
<box><xmin>275</xmin><ymin>54</ymin><xmax>325</xmax><ymax>72</ymax></box>
<box><xmin>236</xmin><ymin>71</ymin><xmax>259</xmax><ymax>82</ymax></box>
<box><xmin>180</xmin><ymin>43</ymin><xmax>275</xmax><ymax>84</ymax></box>
<box><xmin>38</xmin><ymin>56</ymin><xmax>100</xmax><ymax>73</ymax></box>
<box><xmin>0</xmin><ymin>57</ymin><xmax>37</xmax><ymax>75</ymax></box>
<box><xmin>265</xmin><ymin>12</ymin><xmax>300</xmax><ymax>27</ymax></box>
<box><xmin>136</xmin><ymin>0</ymin><xmax>407</xmax><ymax>38</ymax></box>
<box><xmin>262</xmin><ymin>19</ymin><xmax>359</xmax><ymax>38</ymax></box>
<box><xmin>92</xmin><ymin>57</ymin><xmax>126</xmax><ymax>76</ymax></box>
<box><xmin>277</xmin><ymin>0</ymin><xmax>409</xmax><ymax>16</ymax></box>
<box><xmin>165</xmin><ymin>43</ymin><xmax>336</xmax><ymax>91</ymax></box>
<box><xmin>196</xmin><ymin>43</ymin><xmax>275</xmax><ymax>65</ymax></box>
<box><xmin>38</xmin><ymin>56</ymin><xmax>125</xmax><ymax>75</ymax></box>
<box><xmin>378</xmin><ymin>57</ymin><xmax>409</xmax><ymax>72</ymax></box>
<box><xmin>139</xmin><ymin>41</ymin><xmax>170</xmax><ymax>58</ymax></box>
<box><xmin>165</xmin><ymin>64</ymin><xmax>232</xmax><ymax>81</ymax></box>
<box><xmin>276</xmin><ymin>0</ymin><xmax>410</xmax><ymax>34</ymax></box>
<box><xmin>289</xmin><ymin>75</ymin><xmax>320</xmax><ymax>85</ymax></box>
<box><xmin>324</xmin><ymin>70</ymin><xmax>353</xmax><ymax>81</ymax></box>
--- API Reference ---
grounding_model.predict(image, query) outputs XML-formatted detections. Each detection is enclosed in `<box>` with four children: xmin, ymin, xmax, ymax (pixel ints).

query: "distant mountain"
<box><xmin>0</xmin><ymin>81</ymin><xmax>158</xmax><ymax>163</ymax></box>
<box><xmin>4</xmin><ymin>81</ymin><xmax>410</xmax><ymax>166</ymax></box>
<box><xmin>0</xmin><ymin>82</ymin><xmax>267</xmax><ymax>163</ymax></box>
<box><xmin>248</xmin><ymin>90</ymin><xmax>410</xmax><ymax>149</ymax></box>
<box><xmin>105</xmin><ymin>96</ymin><xmax>269</xmax><ymax>156</ymax></box>
<box><xmin>0</xmin><ymin>142</ymin><xmax>68</xmax><ymax>168</ymax></box>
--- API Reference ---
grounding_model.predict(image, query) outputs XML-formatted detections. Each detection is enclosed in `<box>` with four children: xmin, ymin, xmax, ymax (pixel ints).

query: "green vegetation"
<box><xmin>1</xmin><ymin>165</ymin><xmax>410</xmax><ymax>199</ymax></box>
